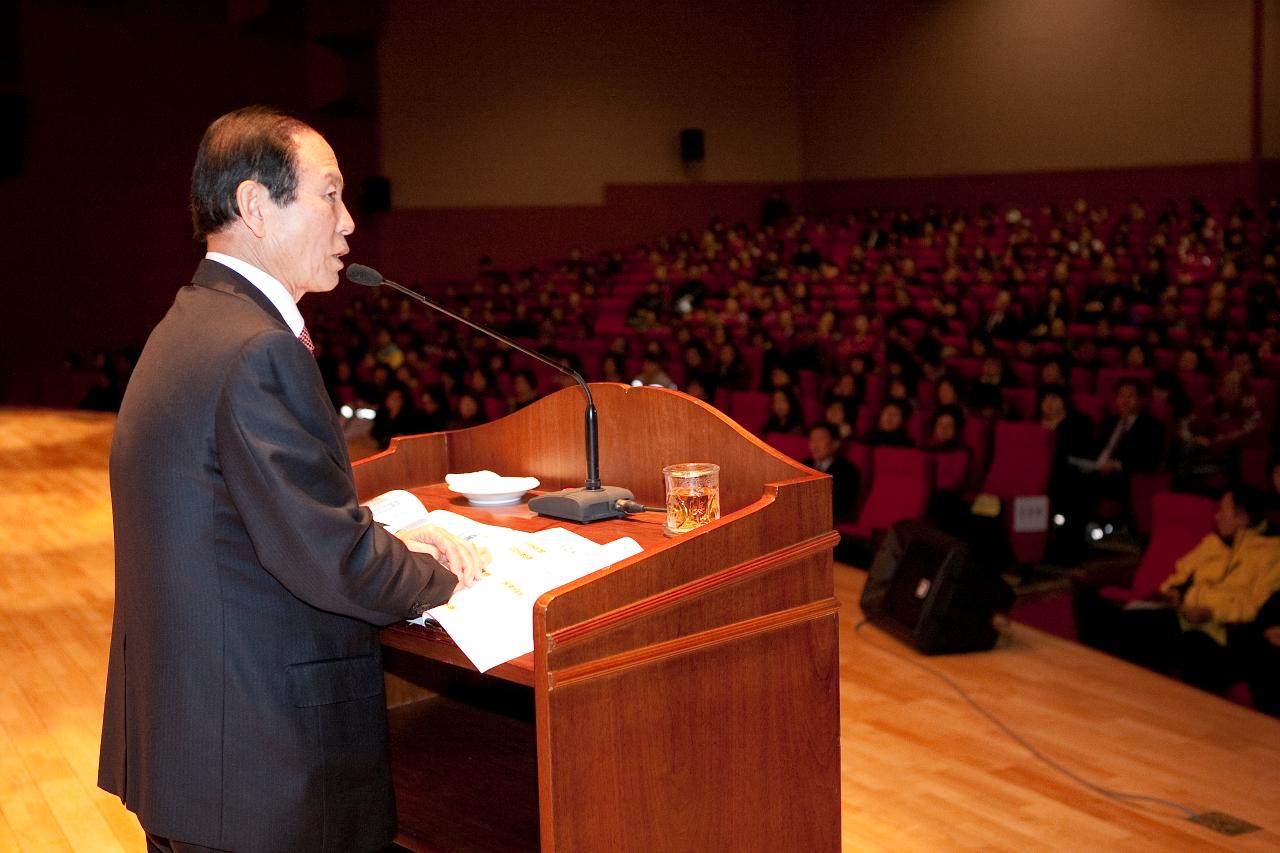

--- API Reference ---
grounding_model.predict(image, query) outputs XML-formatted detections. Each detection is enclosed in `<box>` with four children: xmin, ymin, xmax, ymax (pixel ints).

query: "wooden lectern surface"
<box><xmin>356</xmin><ymin>385</ymin><xmax>842</xmax><ymax>853</ymax></box>
<box><xmin>3</xmin><ymin>408</ymin><xmax>1279</xmax><ymax>853</ymax></box>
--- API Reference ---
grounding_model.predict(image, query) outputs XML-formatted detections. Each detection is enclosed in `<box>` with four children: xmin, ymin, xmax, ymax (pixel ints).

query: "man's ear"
<box><xmin>234</xmin><ymin>179</ymin><xmax>268</xmax><ymax>238</ymax></box>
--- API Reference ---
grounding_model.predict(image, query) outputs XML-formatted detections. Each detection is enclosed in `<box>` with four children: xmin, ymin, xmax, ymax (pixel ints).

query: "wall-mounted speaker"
<box><xmin>860</xmin><ymin>521</ymin><xmax>1014</xmax><ymax>655</ymax></box>
<box><xmin>680</xmin><ymin>128</ymin><xmax>704</xmax><ymax>164</ymax></box>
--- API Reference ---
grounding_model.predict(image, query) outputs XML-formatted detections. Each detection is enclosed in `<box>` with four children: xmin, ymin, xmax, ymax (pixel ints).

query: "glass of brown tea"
<box><xmin>662</xmin><ymin>462</ymin><xmax>721</xmax><ymax>536</ymax></box>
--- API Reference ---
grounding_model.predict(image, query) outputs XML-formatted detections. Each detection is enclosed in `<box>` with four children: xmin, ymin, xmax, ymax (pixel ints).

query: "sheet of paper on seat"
<box><xmin>364</xmin><ymin>490</ymin><xmax>643</xmax><ymax>672</ymax></box>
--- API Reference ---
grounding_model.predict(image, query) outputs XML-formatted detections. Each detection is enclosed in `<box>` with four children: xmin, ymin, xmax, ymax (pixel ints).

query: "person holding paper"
<box><xmin>99</xmin><ymin>106</ymin><xmax>486</xmax><ymax>853</ymax></box>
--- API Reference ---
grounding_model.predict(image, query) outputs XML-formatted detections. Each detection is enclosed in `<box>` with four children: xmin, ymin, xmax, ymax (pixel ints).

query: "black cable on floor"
<box><xmin>852</xmin><ymin>618</ymin><xmax>1199</xmax><ymax>819</ymax></box>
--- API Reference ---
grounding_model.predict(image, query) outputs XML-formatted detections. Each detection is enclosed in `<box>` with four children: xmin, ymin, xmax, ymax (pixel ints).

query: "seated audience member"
<box><xmin>714</xmin><ymin>342</ymin><xmax>751</xmax><ymax>391</ymax></box>
<box><xmin>968</xmin><ymin>354</ymin><xmax>1013</xmax><ymax>417</ymax></box>
<box><xmin>370</xmin><ymin>386</ymin><xmax>416</xmax><ymax>450</ymax></box>
<box><xmin>922</xmin><ymin>405</ymin><xmax>972</xmax><ymax>524</ymax></box>
<box><xmin>444</xmin><ymin>392</ymin><xmax>487</xmax><ymax>430</ymax></box>
<box><xmin>762</xmin><ymin>388</ymin><xmax>806</xmax><ymax>435</ymax></box>
<box><xmin>826</xmin><ymin>371</ymin><xmax>863</xmax><ymax>412</ymax></box>
<box><xmin>1087</xmin><ymin>379</ymin><xmax>1164</xmax><ymax>504</ymax></box>
<box><xmin>627</xmin><ymin>280</ymin><xmax>667</xmax><ymax>329</ymax></box>
<box><xmin>683</xmin><ymin>375</ymin><xmax>714</xmax><ymax>403</ymax></box>
<box><xmin>508</xmin><ymin>369</ymin><xmax>540</xmax><ymax>410</ymax></box>
<box><xmin>600</xmin><ymin>353</ymin><xmax>627</xmax><ymax>384</ymax></box>
<box><xmin>1155</xmin><ymin>486</ymin><xmax>1280</xmax><ymax>694</ymax></box>
<box><xmin>1243</xmin><ymin>591</ymin><xmax>1280</xmax><ymax>717</ymax></box>
<box><xmin>1150</xmin><ymin>370</ymin><xmax>1193</xmax><ymax>419</ymax></box>
<box><xmin>1240</xmin><ymin>454</ymin><xmax>1280</xmax><ymax>715</ymax></box>
<box><xmin>1037</xmin><ymin>356</ymin><xmax>1070</xmax><ymax>388</ymax></box>
<box><xmin>1041</xmin><ymin>383</ymin><xmax>1095</xmax><ymax>464</ymax></box>
<box><xmin>932</xmin><ymin>374</ymin><xmax>966</xmax><ymax>411</ymax></box>
<box><xmin>1122</xmin><ymin>342</ymin><xmax>1149</xmax><ymax>370</ymax></box>
<box><xmin>1028</xmin><ymin>285</ymin><xmax>1070</xmax><ymax>336</ymax></box>
<box><xmin>1175</xmin><ymin>370</ymin><xmax>1264</xmax><ymax>492</ymax></box>
<box><xmin>327</xmin><ymin>360</ymin><xmax>358</xmax><ymax>411</ymax></box>
<box><xmin>372</xmin><ymin>328</ymin><xmax>404</xmax><ymax>370</ymax></box>
<box><xmin>823</xmin><ymin>399</ymin><xmax>855</xmax><ymax>440</ymax></box>
<box><xmin>765</xmin><ymin>365</ymin><xmax>797</xmax><ymax>393</ymax></box>
<box><xmin>982</xmin><ymin>289</ymin><xmax>1023</xmax><ymax>340</ymax></box>
<box><xmin>631</xmin><ymin>355</ymin><xmax>677</xmax><ymax>389</ymax></box>
<box><xmin>922</xmin><ymin>404</ymin><xmax>967</xmax><ymax>451</ymax></box>
<box><xmin>681</xmin><ymin>342</ymin><xmax>715</xmax><ymax>393</ymax></box>
<box><xmin>804</xmin><ymin>423</ymin><xmax>861</xmax><ymax>522</ymax></box>
<box><xmin>414</xmin><ymin>386</ymin><xmax>449</xmax><ymax>434</ymax></box>
<box><xmin>1039</xmin><ymin>383</ymin><xmax>1097</xmax><ymax>556</ymax></box>
<box><xmin>884</xmin><ymin>375</ymin><xmax>916</xmax><ymax>412</ymax></box>
<box><xmin>863</xmin><ymin>400</ymin><xmax>914</xmax><ymax>447</ymax></box>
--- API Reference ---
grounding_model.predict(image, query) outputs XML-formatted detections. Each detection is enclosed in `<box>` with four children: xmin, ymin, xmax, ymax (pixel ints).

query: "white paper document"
<box><xmin>364</xmin><ymin>490</ymin><xmax>644</xmax><ymax>672</ymax></box>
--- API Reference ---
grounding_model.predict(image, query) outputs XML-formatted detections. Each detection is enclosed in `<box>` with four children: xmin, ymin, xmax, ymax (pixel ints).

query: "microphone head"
<box><xmin>346</xmin><ymin>263</ymin><xmax>384</xmax><ymax>287</ymax></box>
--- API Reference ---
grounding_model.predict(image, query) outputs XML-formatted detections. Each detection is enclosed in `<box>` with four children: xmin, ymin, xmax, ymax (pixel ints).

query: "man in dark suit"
<box><xmin>1090</xmin><ymin>378</ymin><xmax>1165</xmax><ymax>502</ymax></box>
<box><xmin>99</xmin><ymin>107</ymin><xmax>487</xmax><ymax>852</ymax></box>
<box><xmin>804</xmin><ymin>422</ymin><xmax>861</xmax><ymax>522</ymax></box>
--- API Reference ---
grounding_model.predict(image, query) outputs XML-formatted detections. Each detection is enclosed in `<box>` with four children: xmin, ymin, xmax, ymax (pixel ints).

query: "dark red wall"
<box><xmin>0</xmin><ymin>2</ymin><xmax>379</xmax><ymax>402</ymax></box>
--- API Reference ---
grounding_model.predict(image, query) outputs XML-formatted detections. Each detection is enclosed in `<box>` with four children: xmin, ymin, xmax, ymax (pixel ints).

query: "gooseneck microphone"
<box><xmin>346</xmin><ymin>263</ymin><xmax>634</xmax><ymax>522</ymax></box>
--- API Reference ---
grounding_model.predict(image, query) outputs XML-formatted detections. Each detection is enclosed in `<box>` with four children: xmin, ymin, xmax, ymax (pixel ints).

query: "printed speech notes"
<box><xmin>365</xmin><ymin>490</ymin><xmax>643</xmax><ymax>671</ymax></box>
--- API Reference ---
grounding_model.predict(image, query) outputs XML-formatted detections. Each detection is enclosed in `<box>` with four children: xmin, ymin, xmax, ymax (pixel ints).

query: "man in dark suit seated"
<box><xmin>804</xmin><ymin>422</ymin><xmax>861</xmax><ymax>523</ymax></box>
<box><xmin>1088</xmin><ymin>378</ymin><xmax>1164</xmax><ymax>500</ymax></box>
<box><xmin>100</xmin><ymin>106</ymin><xmax>489</xmax><ymax>853</ymax></box>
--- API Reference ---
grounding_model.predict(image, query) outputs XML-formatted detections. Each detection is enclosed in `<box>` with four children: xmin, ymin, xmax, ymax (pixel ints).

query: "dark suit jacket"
<box><xmin>805</xmin><ymin>455</ymin><xmax>862</xmax><ymax>522</ymax></box>
<box><xmin>1095</xmin><ymin>411</ymin><xmax>1165</xmax><ymax>474</ymax></box>
<box><xmin>99</xmin><ymin>260</ymin><xmax>457</xmax><ymax>853</ymax></box>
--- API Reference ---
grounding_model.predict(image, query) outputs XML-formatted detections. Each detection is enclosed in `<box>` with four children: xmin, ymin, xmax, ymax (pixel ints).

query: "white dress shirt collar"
<box><xmin>205</xmin><ymin>251</ymin><xmax>306</xmax><ymax>338</ymax></box>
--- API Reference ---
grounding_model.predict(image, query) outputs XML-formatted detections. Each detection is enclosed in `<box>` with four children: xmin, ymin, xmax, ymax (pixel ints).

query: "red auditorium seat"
<box><xmin>984</xmin><ymin>421</ymin><xmax>1053</xmax><ymax>498</ymax></box>
<box><xmin>1069</xmin><ymin>366</ymin><xmax>1096</xmax><ymax>395</ymax></box>
<box><xmin>1073</xmin><ymin>392</ymin><xmax>1104</xmax><ymax>426</ymax></box>
<box><xmin>802</xmin><ymin>397</ymin><xmax>823</xmax><ymax>426</ymax></box>
<box><xmin>1097</xmin><ymin>347</ymin><xmax>1124</xmax><ymax>368</ymax></box>
<box><xmin>1010</xmin><ymin>361</ymin><xmax>1039</xmax><ymax>387</ymax></box>
<box><xmin>982</xmin><ymin>420</ymin><xmax>1055</xmax><ymax>565</ymax></box>
<box><xmin>840</xmin><ymin>441</ymin><xmax>873</xmax><ymax>509</ymax></box>
<box><xmin>1153</xmin><ymin>348</ymin><xmax>1178</xmax><ymax>372</ymax></box>
<box><xmin>906</xmin><ymin>409</ymin><xmax>926</xmax><ymax>444</ymax></box>
<box><xmin>1261</xmin><ymin>354</ymin><xmax>1280</xmax><ymax>381</ymax></box>
<box><xmin>1098</xmin><ymin>492</ymin><xmax>1216</xmax><ymax>604</ymax></box>
<box><xmin>840</xmin><ymin>447</ymin><xmax>933</xmax><ymax>540</ymax></box>
<box><xmin>1001</xmin><ymin>387</ymin><xmax>1037</xmax><ymax>420</ymax></box>
<box><xmin>739</xmin><ymin>347</ymin><xmax>764</xmax><ymax>391</ymax></box>
<box><xmin>1128</xmin><ymin>472</ymin><xmax>1173</xmax><ymax>539</ymax></box>
<box><xmin>962</xmin><ymin>415</ymin><xmax>994</xmax><ymax>495</ymax></box>
<box><xmin>483</xmin><ymin>396</ymin><xmax>507</xmax><ymax>422</ymax></box>
<box><xmin>765</xmin><ymin>432</ymin><xmax>810</xmax><ymax>462</ymax></box>
<box><xmin>1178</xmin><ymin>370</ymin><xmax>1211</xmax><ymax>401</ymax></box>
<box><xmin>932</xmin><ymin>448</ymin><xmax>971</xmax><ymax>493</ymax></box>
<box><xmin>948</xmin><ymin>357</ymin><xmax>981</xmax><ymax>382</ymax></box>
<box><xmin>730</xmin><ymin>390</ymin><xmax>770</xmax><ymax>435</ymax></box>
<box><xmin>798</xmin><ymin>369</ymin><xmax>820</xmax><ymax>401</ymax></box>
<box><xmin>1165</xmin><ymin>318</ymin><xmax>1194</xmax><ymax>345</ymax></box>
<box><xmin>1250</xmin><ymin>376</ymin><xmax>1276</xmax><ymax>425</ymax></box>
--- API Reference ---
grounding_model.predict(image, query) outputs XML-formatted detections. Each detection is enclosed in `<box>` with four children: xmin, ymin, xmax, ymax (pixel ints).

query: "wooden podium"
<box><xmin>353</xmin><ymin>384</ymin><xmax>841</xmax><ymax>852</ymax></box>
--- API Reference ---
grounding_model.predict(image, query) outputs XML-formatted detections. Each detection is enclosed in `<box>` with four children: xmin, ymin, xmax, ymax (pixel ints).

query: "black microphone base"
<box><xmin>528</xmin><ymin>485</ymin><xmax>635</xmax><ymax>524</ymax></box>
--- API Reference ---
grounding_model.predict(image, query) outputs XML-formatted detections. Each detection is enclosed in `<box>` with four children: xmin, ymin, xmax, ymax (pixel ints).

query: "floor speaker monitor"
<box><xmin>861</xmin><ymin>520</ymin><xmax>1014</xmax><ymax>655</ymax></box>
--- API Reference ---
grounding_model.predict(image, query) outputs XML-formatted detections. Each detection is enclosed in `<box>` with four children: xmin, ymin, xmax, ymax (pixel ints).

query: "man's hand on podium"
<box><xmin>397</xmin><ymin>524</ymin><xmax>491</xmax><ymax>588</ymax></box>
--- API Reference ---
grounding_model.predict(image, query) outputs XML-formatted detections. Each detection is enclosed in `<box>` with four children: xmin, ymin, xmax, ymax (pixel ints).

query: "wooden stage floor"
<box><xmin>1</xmin><ymin>409</ymin><xmax>1277</xmax><ymax>851</ymax></box>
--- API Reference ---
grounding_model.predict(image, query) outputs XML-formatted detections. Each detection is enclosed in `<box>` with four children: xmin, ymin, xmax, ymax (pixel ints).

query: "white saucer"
<box><xmin>445</xmin><ymin>471</ymin><xmax>540</xmax><ymax>507</ymax></box>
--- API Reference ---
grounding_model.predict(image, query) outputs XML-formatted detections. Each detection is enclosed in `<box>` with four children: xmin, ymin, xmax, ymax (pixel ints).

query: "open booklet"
<box><xmin>364</xmin><ymin>489</ymin><xmax>644</xmax><ymax>672</ymax></box>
